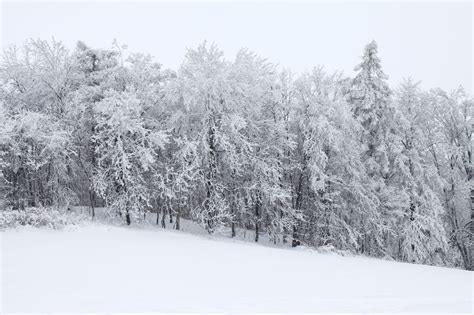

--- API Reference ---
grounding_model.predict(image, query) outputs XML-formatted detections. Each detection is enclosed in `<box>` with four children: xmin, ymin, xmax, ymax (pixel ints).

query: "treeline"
<box><xmin>0</xmin><ymin>39</ymin><xmax>472</xmax><ymax>269</ymax></box>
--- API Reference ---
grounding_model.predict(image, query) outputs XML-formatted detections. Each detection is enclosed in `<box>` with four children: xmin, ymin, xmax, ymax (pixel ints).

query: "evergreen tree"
<box><xmin>350</xmin><ymin>40</ymin><xmax>392</xmax><ymax>177</ymax></box>
<box><xmin>349</xmin><ymin>41</ymin><xmax>395</xmax><ymax>255</ymax></box>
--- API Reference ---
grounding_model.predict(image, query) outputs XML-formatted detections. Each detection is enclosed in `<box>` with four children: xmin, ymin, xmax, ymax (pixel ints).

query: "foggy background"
<box><xmin>1</xmin><ymin>0</ymin><xmax>472</xmax><ymax>92</ymax></box>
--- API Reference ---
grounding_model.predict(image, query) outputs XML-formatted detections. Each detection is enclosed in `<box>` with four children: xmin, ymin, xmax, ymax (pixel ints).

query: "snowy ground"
<box><xmin>1</xmin><ymin>221</ymin><xmax>473</xmax><ymax>313</ymax></box>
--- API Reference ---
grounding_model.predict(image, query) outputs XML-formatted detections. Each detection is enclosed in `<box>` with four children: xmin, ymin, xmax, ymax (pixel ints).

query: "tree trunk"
<box><xmin>470</xmin><ymin>187</ymin><xmax>473</xmax><ymax>270</ymax></box>
<box><xmin>292</xmin><ymin>225</ymin><xmax>299</xmax><ymax>247</ymax></box>
<box><xmin>230</xmin><ymin>197</ymin><xmax>236</xmax><ymax>238</ymax></box>
<box><xmin>175</xmin><ymin>213</ymin><xmax>180</xmax><ymax>230</ymax></box>
<box><xmin>255</xmin><ymin>198</ymin><xmax>260</xmax><ymax>242</ymax></box>
<box><xmin>291</xmin><ymin>170</ymin><xmax>304</xmax><ymax>248</ymax></box>
<box><xmin>281</xmin><ymin>210</ymin><xmax>287</xmax><ymax>244</ymax></box>
<box><xmin>205</xmin><ymin>105</ymin><xmax>218</xmax><ymax>234</ymax></box>
<box><xmin>89</xmin><ymin>190</ymin><xmax>95</xmax><ymax>219</ymax></box>
<box><xmin>126</xmin><ymin>212</ymin><xmax>131</xmax><ymax>225</ymax></box>
<box><xmin>161</xmin><ymin>207</ymin><xmax>166</xmax><ymax>229</ymax></box>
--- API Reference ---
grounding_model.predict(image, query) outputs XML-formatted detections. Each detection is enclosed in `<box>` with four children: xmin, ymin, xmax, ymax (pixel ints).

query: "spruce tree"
<box><xmin>350</xmin><ymin>40</ymin><xmax>392</xmax><ymax>177</ymax></box>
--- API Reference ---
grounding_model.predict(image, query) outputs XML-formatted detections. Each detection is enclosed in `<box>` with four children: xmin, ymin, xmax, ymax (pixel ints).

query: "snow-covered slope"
<box><xmin>1</xmin><ymin>224</ymin><xmax>472</xmax><ymax>313</ymax></box>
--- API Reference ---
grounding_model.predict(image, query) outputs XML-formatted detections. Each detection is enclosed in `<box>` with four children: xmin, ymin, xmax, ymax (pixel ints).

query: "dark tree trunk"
<box><xmin>175</xmin><ymin>213</ymin><xmax>180</xmax><ymax>230</ymax></box>
<box><xmin>126</xmin><ymin>212</ymin><xmax>131</xmax><ymax>225</ymax></box>
<box><xmin>292</xmin><ymin>225</ymin><xmax>300</xmax><ymax>247</ymax></box>
<box><xmin>205</xmin><ymin>102</ymin><xmax>218</xmax><ymax>234</ymax></box>
<box><xmin>230</xmin><ymin>197</ymin><xmax>236</xmax><ymax>238</ymax></box>
<box><xmin>161</xmin><ymin>208</ymin><xmax>166</xmax><ymax>229</ymax></box>
<box><xmin>89</xmin><ymin>190</ymin><xmax>95</xmax><ymax>219</ymax></box>
<box><xmin>291</xmin><ymin>169</ymin><xmax>304</xmax><ymax>248</ymax></box>
<box><xmin>281</xmin><ymin>210</ymin><xmax>287</xmax><ymax>244</ymax></box>
<box><xmin>255</xmin><ymin>198</ymin><xmax>260</xmax><ymax>242</ymax></box>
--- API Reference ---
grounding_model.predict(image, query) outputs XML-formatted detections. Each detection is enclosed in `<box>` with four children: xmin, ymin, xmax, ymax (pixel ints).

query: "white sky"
<box><xmin>1</xmin><ymin>0</ymin><xmax>472</xmax><ymax>93</ymax></box>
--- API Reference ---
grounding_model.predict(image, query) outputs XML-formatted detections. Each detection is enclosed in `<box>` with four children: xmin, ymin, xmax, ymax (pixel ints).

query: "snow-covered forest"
<box><xmin>0</xmin><ymin>38</ymin><xmax>472</xmax><ymax>270</ymax></box>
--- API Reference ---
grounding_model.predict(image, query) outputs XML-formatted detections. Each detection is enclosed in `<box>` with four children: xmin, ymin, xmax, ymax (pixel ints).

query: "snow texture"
<box><xmin>1</xmin><ymin>222</ymin><xmax>472</xmax><ymax>313</ymax></box>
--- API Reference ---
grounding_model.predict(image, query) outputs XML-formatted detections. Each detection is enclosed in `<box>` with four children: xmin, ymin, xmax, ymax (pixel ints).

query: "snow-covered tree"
<box><xmin>0</xmin><ymin>38</ymin><xmax>471</xmax><ymax>269</ymax></box>
<box><xmin>230</xmin><ymin>51</ymin><xmax>298</xmax><ymax>242</ymax></box>
<box><xmin>69</xmin><ymin>41</ymin><xmax>124</xmax><ymax>214</ymax></box>
<box><xmin>350</xmin><ymin>40</ymin><xmax>392</xmax><ymax>177</ymax></box>
<box><xmin>349</xmin><ymin>41</ymin><xmax>401</xmax><ymax>255</ymax></box>
<box><xmin>0</xmin><ymin>110</ymin><xmax>75</xmax><ymax>209</ymax></box>
<box><xmin>166</xmin><ymin>43</ymin><xmax>235</xmax><ymax>233</ymax></box>
<box><xmin>424</xmin><ymin>87</ymin><xmax>472</xmax><ymax>269</ymax></box>
<box><xmin>293</xmin><ymin>67</ymin><xmax>383</xmax><ymax>252</ymax></box>
<box><xmin>391</xmin><ymin>79</ymin><xmax>448</xmax><ymax>264</ymax></box>
<box><xmin>0</xmin><ymin>39</ymin><xmax>78</xmax><ymax>209</ymax></box>
<box><xmin>93</xmin><ymin>90</ymin><xmax>168</xmax><ymax>225</ymax></box>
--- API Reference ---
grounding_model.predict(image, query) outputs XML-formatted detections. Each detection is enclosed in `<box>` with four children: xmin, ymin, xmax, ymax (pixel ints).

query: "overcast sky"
<box><xmin>1</xmin><ymin>1</ymin><xmax>472</xmax><ymax>92</ymax></box>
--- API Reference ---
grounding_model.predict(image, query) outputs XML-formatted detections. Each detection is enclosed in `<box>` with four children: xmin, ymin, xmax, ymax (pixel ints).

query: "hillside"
<box><xmin>1</xmin><ymin>223</ymin><xmax>472</xmax><ymax>313</ymax></box>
